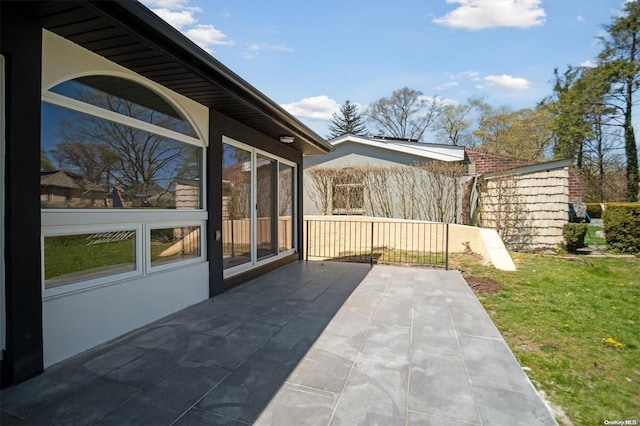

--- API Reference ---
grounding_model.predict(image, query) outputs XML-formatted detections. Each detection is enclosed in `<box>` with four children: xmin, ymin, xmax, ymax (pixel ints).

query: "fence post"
<box><xmin>370</xmin><ymin>221</ymin><xmax>374</xmax><ymax>266</ymax></box>
<box><xmin>445</xmin><ymin>223</ymin><xmax>449</xmax><ymax>270</ymax></box>
<box><xmin>305</xmin><ymin>220</ymin><xmax>309</xmax><ymax>262</ymax></box>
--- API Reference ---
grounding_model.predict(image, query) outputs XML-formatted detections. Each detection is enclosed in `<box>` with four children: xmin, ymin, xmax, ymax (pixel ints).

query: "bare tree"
<box><xmin>477</xmin><ymin>176</ymin><xmax>537</xmax><ymax>250</ymax></box>
<box><xmin>366</xmin><ymin>87</ymin><xmax>443</xmax><ymax>141</ymax></box>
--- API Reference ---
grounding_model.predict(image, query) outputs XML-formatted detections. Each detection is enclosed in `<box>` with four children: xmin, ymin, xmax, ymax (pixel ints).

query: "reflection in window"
<box><xmin>150</xmin><ymin>226</ymin><xmax>201</xmax><ymax>266</ymax></box>
<box><xmin>44</xmin><ymin>231</ymin><xmax>136</xmax><ymax>288</ymax></box>
<box><xmin>279</xmin><ymin>163</ymin><xmax>295</xmax><ymax>251</ymax></box>
<box><xmin>49</xmin><ymin>76</ymin><xmax>197</xmax><ymax>137</ymax></box>
<box><xmin>256</xmin><ymin>155</ymin><xmax>277</xmax><ymax>260</ymax></box>
<box><xmin>222</xmin><ymin>143</ymin><xmax>252</xmax><ymax>269</ymax></box>
<box><xmin>41</xmin><ymin>103</ymin><xmax>202</xmax><ymax>209</ymax></box>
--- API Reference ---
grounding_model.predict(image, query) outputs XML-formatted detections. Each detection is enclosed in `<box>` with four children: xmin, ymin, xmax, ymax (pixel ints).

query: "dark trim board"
<box><xmin>223</xmin><ymin>254</ymin><xmax>300</xmax><ymax>292</ymax></box>
<box><xmin>1</xmin><ymin>2</ymin><xmax>46</xmax><ymax>387</ymax></box>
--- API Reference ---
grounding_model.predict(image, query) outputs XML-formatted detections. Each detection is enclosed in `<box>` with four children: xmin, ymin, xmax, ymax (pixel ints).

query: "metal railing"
<box><xmin>304</xmin><ymin>218</ymin><xmax>449</xmax><ymax>269</ymax></box>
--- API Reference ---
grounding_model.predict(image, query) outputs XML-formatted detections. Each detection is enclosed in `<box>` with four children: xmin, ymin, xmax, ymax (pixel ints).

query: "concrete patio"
<box><xmin>0</xmin><ymin>261</ymin><xmax>556</xmax><ymax>425</ymax></box>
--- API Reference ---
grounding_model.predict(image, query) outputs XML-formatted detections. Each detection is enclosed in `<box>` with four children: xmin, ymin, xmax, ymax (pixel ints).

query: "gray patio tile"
<box><xmin>0</xmin><ymin>365</ymin><xmax>101</xmax><ymax>418</ymax></box>
<box><xmin>357</xmin><ymin>323</ymin><xmax>411</xmax><ymax>369</ymax></box>
<box><xmin>448</xmin><ymin>304</ymin><xmax>503</xmax><ymax>339</ymax></box>
<box><xmin>312</xmin><ymin>332</ymin><xmax>364</xmax><ymax>360</ymax></box>
<box><xmin>294</xmin><ymin>291</ymin><xmax>351</xmax><ymax>317</ymax></box>
<box><xmin>19</xmin><ymin>377</ymin><xmax>140</xmax><ymax>426</ymax></box>
<box><xmin>330</xmin><ymin>362</ymin><xmax>408</xmax><ymax>426</ymax></box>
<box><xmin>174</xmin><ymin>408</ymin><xmax>249</xmax><ymax>425</ymax></box>
<box><xmin>286</xmin><ymin>346</ymin><xmax>354</xmax><ymax>394</ymax></box>
<box><xmin>94</xmin><ymin>398</ymin><xmax>179</xmax><ymax>426</ymax></box>
<box><xmin>82</xmin><ymin>344</ymin><xmax>147</xmax><ymax>376</ymax></box>
<box><xmin>473</xmin><ymin>384</ymin><xmax>557</xmax><ymax>425</ymax></box>
<box><xmin>104</xmin><ymin>348</ymin><xmax>182</xmax><ymax>390</ymax></box>
<box><xmin>409</xmin><ymin>348</ymin><xmax>481</xmax><ymax>424</ymax></box>
<box><xmin>184</xmin><ymin>322</ymin><xmax>280</xmax><ymax>370</ymax></box>
<box><xmin>413</xmin><ymin>294</ymin><xmax>449</xmax><ymax>316</ymax></box>
<box><xmin>254</xmin><ymin>383</ymin><xmax>339</xmax><ymax>426</ymax></box>
<box><xmin>97</xmin><ymin>364</ymin><xmax>230</xmax><ymax>425</ymax></box>
<box><xmin>285</xmin><ymin>284</ymin><xmax>330</xmax><ymax>302</ymax></box>
<box><xmin>459</xmin><ymin>335</ymin><xmax>537</xmax><ymax>394</ymax></box>
<box><xmin>252</xmin><ymin>301</ymin><xmax>306</xmax><ymax>327</ymax></box>
<box><xmin>372</xmin><ymin>289</ymin><xmax>413</xmax><ymax>327</ymax></box>
<box><xmin>0</xmin><ymin>410</ymin><xmax>21</xmax><ymax>426</ymax></box>
<box><xmin>407</xmin><ymin>411</ymin><xmax>481</xmax><ymax>425</ymax></box>
<box><xmin>321</xmin><ymin>306</ymin><xmax>373</xmax><ymax>340</ymax></box>
<box><xmin>264</xmin><ymin>313</ymin><xmax>333</xmax><ymax>354</ymax></box>
<box><xmin>412</xmin><ymin>312</ymin><xmax>460</xmax><ymax>354</ymax></box>
<box><xmin>195</xmin><ymin>347</ymin><xmax>300</xmax><ymax>424</ymax></box>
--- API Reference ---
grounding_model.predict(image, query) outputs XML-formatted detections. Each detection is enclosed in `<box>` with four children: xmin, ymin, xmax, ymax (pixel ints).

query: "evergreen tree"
<box><xmin>327</xmin><ymin>100</ymin><xmax>367</xmax><ymax>139</ymax></box>
<box><xmin>598</xmin><ymin>0</ymin><xmax>640</xmax><ymax>201</ymax></box>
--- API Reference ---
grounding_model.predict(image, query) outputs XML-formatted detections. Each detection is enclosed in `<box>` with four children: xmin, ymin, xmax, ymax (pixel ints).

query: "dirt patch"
<box><xmin>464</xmin><ymin>275</ymin><xmax>502</xmax><ymax>294</ymax></box>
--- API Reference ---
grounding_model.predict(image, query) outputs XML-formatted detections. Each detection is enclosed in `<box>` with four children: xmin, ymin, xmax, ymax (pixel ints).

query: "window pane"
<box><xmin>44</xmin><ymin>231</ymin><xmax>136</xmax><ymax>288</ymax></box>
<box><xmin>150</xmin><ymin>226</ymin><xmax>201</xmax><ymax>266</ymax></box>
<box><xmin>41</xmin><ymin>102</ymin><xmax>202</xmax><ymax>209</ymax></box>
<box><xmin>222</xmin><ymin>143</ymin><xmax>252</xmax><ymax>269</ymax></box>
<box><xmin>279</xmin><ymin>163</ymin><xmax>295</xmax><ymax>251</ymax></box>
<box><xmin>49</xmin><ymin>76</ymin><xmax>197</xmax><ymax>137</ymax></box>
<box><xmin>256</xmin><ymin>155</ymin><xmax>277</xmax><ymax>260</ymax></box>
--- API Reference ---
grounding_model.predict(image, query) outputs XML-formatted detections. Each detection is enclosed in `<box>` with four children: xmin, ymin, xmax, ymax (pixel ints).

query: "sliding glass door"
<box><xmin>222</xmin><ymin>137</ymin><xmax>296</xmax><ymax>274</ymax></box>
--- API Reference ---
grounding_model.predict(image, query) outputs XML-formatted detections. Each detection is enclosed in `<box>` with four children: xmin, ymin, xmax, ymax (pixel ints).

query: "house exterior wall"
<box><xmin>481</xmin><ymin>167</ymin><xmax>570</xmax><ymax>249</ymax></box>
<box><xmin>1</xmin><ymin>2</ymin><xmax>313</xmax><ymax>386</ymax></box>
<box><xmin>465</xmin><ymin>149</ymin><xmax>537</xmax><ymax>174</ymax></box>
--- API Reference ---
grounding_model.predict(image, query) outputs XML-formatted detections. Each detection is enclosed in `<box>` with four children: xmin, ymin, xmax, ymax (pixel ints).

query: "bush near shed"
<box><xmin>603</xmin><ymin>203</ymin><xmax>640</xmax><ymax>253</ymax></box>
<box><xmin>563</xmin><ymin>223</ymin><xmax>588</xmax><ymax>253</ymax></box>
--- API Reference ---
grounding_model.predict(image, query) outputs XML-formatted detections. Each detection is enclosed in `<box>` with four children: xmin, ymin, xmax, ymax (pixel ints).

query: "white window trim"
<box><xmin>146</xmin><ymin>221</ymin><xmax>206</xmax><ymax>274</ymax></box>
<box><xmin>42</xmin><ymin>91</ymin><xmax>203</xmax><ymax>148</ymax></box>
<box><xmin>222</xmin><ymin>136</ymin><xmax>298</xmax><ymax>278</ymax></box>
<box><xmin>42</xmin><ymin>224</ymin><xmax>144</xmax><ymax>299</ymax></box>
<box><xmin>41</xmin><ymin>73</ymin><xmax>209</xmax><ymax>297</ymax></box>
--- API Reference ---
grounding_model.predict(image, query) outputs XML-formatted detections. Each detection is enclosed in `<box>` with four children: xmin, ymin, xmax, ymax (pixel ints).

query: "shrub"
<box><xmin>563</xmin><ymin>223</ymin><xmax>588</xmax><ymax>253</ymax></box>
<box><xmin>603</xmin><ymin>203</ymin><xmax>640</xmax><ymax>253</ymax></box>
<box><xmin>586</xmin><ymin>203</ymin><xmax>603</xmax><ymax>219</ymax></box>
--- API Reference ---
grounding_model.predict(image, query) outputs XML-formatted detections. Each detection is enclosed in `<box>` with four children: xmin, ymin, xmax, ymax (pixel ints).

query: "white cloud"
<box><xmin>184</xmin><ymin>25</ymin><xmax>233</xmax><ymax>52</ymax></box>
<box><xmin>150</xmin><ymin>8</ymin><xmax>198</xmax><ymax>30</ymax></box>
<box><xmin>436</xmin><ymin>81</ymin><xmax>459</xmax><ymax>90</ymax></box>
<box><xmin>141</xmin><ymin>0</ymin><xmax>233</xmax><ymax>53</ymax></box>
<box><xmin>433</xmin><ymin>0</ymin><xmax>546</xmax><ymax>30</ymax></box>
<box><xmin>280</xmin><ymin>96</ymin><xmax>341</xmax><ymax>121</ymax></box>
<box><xmin>485</xmin><ymin>74</ymin><xmax>530</xmax><ymax>90</ymax></box>
<box><xmin>143</xmin><ymin>0</ymin><xmax>192</xmax><ymax>8</ymax></box>
<box><xmin>576</xmin><ymin>15</ymin><xmax>584</xmax><ymax>22</ymax></box>
<box><xmin>244</xmin><ymin>42</ymin><xmax>295</xmax><ymax>59</ymax></box>
<box><xmin>580</xmin><ymin>59</ymin><xmax>597</xmax><ymax>68</ymax></box>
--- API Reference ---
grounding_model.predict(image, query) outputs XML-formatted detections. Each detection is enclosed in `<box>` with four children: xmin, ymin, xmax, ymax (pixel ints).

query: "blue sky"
<box><xmin>140</xmin><ymin>0</ymin><xmax>631</xmax><ymax>139</ymax></box>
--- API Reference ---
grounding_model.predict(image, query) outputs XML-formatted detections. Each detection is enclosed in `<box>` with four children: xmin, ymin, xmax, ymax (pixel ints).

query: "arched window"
<box><xmin>41</xmin><ymin>75</ymin><xmax>206</xmax><ymax>295</ymax></box>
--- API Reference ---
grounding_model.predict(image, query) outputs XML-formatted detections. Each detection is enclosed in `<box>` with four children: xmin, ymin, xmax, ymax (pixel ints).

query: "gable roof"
<box><xmin>328</xmin><ymin>135</ymin><xmax>466</xmax><ymax>162</ymax></box>
<box><xmin>23</xmin><ymin>1</ymin><xmax>331</xmax><ymax>155</ymax></box>
<box><xmin>483</xmin><ymin>159</ymin><xmax>573</xmax><ymax>179</ymax></box>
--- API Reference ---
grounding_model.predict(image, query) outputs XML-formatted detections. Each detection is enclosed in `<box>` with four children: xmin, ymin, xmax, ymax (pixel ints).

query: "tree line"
<box><xmin>328</xmin><ymin>1</ymin><xmax>639</xmax><ymax>202</ymax></box>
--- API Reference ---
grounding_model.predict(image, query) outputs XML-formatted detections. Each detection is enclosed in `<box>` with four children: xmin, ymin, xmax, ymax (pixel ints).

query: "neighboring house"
<box><xmin>40</xmin><ymin>170</ymin><xmax>109</xmax><ymax>208</ymax></box>
<box><xmin>303</xmin><ymin>134</ymin><xmax>468</xmax><ymax>221</ymax></box>
<box><xmin>1</xmin><ymin>1</ymin><xmax>330</xmax><ymax>387</ymax></box>
<box><xmin>304</xmin><ymin>135</ymin><xmax>584</xmax><ymax>250</ymax></box>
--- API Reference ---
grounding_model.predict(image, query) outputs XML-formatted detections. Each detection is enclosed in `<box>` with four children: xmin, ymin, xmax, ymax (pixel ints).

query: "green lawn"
<box><xmin>461</xmin><ymin>253</ymin><xmax>639</xmax><ymax>425</ymax></box>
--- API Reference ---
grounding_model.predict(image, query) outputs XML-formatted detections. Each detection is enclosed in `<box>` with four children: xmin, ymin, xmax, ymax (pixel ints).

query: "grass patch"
<box><xmin>462</xmin><ymin>253</ymin><xmax>639</xmax><ymax>425</ymax></box>
<box><xmin>585</xmin><ymin>224</ymin><xmax>607</xmax><ymax>247</ymax></box>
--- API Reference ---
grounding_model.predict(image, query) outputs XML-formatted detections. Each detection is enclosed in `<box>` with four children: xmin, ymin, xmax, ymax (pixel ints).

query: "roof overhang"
<box><xmin>484</xmin><ymin>159</ymin><xmax>573</xmax><ymax>179</ymax></box>
<box><xmin>26</xmin><ymin>0</ymin><xmax>332</xmax><ymax>155</ymax></box>
<box><xmin>329</xmin><ymin>134</ymin><xmax>466</xmax><ymax>162</ymax></box>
